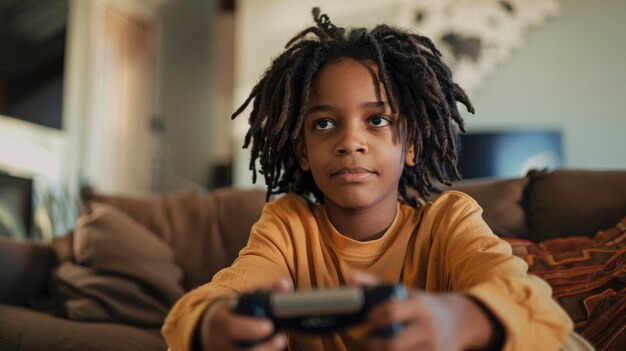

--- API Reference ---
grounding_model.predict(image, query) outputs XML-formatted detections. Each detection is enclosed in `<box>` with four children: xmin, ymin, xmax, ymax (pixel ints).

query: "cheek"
<box><xmin>382</xmin><ymin>137</ymin><xmax>407</xmax><ymax>166</ymax></box>
<box><xmin>308</xmin><ymin>152</ymin><xmax>328</xmax><ymax>177</ymax></box>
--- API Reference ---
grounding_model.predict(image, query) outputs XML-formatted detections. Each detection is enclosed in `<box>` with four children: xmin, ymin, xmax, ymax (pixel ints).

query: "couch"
<box><xmin>0</xmin><ymin>169</ymin><xmax>624</xmax><ymax>351</ymax></box>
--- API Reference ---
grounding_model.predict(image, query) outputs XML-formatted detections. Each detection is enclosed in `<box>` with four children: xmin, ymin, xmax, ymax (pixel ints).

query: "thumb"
<box><xmin>268</xmin><ymin>277</ymin><xmax>294</xmax><ymax>292</ymax></box>
<box><xmin>347</xmin><ymin>271</ymin><xmax>380</xmax><ymax>287</ymax></box>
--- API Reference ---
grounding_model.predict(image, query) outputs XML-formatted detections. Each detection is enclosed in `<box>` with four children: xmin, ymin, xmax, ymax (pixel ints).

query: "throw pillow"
<box><xmin>83</xmin><ymin>188</ymin><xmax>267</xmax><ymax>289</ymax></box>
<box><xmin>429</xmin><ymin>177</ymin><xmax>529</xmax><ymax>238</ymax></box>
<box><xmin>73</xmin><ymin>203</ymin><xmax>185</xmax><ymax>306</ymax></box>
<box><xmin>504</xmin><ymin>216</ymin><xmax>626</xmax><ymax>351</ymax></box>
<box><xmin>54</xmin><ymin>203</ymin><xmax>185</xmax><ymax>326</ymax></box>
<box><xmin>54</xmin><ymin>262</ymin><xmax>170</xmax><ymax>326</ymax></box>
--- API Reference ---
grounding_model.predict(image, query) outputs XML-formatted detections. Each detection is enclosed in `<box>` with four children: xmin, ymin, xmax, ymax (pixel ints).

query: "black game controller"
<box><xmin>231</xmin><ymin>284</ymin><xmax>407</xmax><ymax>347</ymax></box>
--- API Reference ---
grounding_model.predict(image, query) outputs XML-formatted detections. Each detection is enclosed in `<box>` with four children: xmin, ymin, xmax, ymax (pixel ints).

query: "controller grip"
<box><xmin>232</xmin><ymin>292</ymin><xmax>272</xmax><ymax>348</ymax></box>
<box><xmin>234</xmin><ymin>291</ymin><xmax>270</xmax><ymax>317</ymax></box>
<box><xmin>366</xmin><ymin>284</ymin><xmax>407</xmax><ymax>338</ymax></box>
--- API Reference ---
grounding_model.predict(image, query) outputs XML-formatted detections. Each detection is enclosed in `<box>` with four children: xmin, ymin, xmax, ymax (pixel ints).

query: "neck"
<box><xmin>323</xmin><ymin>196</ymin><xmax>398</xmax><ymax>242</ymax></box>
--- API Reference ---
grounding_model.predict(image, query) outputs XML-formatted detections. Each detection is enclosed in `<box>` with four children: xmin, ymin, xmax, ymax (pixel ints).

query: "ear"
<box><xmin>404</xmin><ymin>141</ymin><xmax>416</xmax><ymax>167</ymax></box>
<box><xmin>294</xmin><ymin>137</ymin><xmax>311</xmax><ymax>171</ymax></box>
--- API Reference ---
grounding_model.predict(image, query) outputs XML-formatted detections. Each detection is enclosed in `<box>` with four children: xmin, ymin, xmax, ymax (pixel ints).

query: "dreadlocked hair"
<box><xmin>232</xmin><ymin>7</ymin><xmax>474</xmax><ymax>207</ymax></box>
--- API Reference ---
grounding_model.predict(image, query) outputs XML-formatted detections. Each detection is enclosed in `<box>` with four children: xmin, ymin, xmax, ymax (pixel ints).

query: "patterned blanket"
<box><xmin>504</xmin><ymin>216</ymin><xmax>626</xmax><ymax>351</ymax></box>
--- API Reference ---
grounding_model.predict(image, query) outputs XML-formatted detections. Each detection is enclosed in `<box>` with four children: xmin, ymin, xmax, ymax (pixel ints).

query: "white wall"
<box><xmin>463</xmin><ymin>0</ymin><xmax>626</xmax><ymax>169</ymax></box>
<box><xmin>0</xmin><ymin>117</ymin><xmax>66</xmax><ymax>185</ymax></box>
<box><xmin>158</xmin><ymin>0</ymin><xmax>218</xmax><ymax>190</ymax></box>
<box><xmin>233</xmin><ymin>0</ymin><xmax>626</xmax><ymax>187</ymax></box>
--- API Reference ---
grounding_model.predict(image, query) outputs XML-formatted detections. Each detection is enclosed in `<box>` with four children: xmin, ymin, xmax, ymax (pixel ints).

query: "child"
<box><xmin>163</xmin><ymin>8</ymin><xmax>573</xmax><ymax>351</ymax></box>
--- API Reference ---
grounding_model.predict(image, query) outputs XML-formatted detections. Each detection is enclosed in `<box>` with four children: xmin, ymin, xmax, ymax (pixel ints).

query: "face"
<box><xmin>295</xmin><ymin>58</ymin><xmax>415</xmax><ymax>211</ymax></box>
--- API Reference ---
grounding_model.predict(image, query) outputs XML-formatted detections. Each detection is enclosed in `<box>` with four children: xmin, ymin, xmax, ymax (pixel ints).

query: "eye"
<box><xmin>313</xmin><ymin>119</ymin><xmax>335</xmax><ymax>130</ymax></box>
<box><xmin>368</xmin><ymin>115</ymin><xmax>391</xmax><ymax>127</ymax></box>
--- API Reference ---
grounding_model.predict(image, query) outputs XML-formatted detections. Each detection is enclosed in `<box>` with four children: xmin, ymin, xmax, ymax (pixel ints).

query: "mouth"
<box><xmin>331</xmin><ymin>167</ymin><xmax>376</xmax><ymax>182</ymax></box>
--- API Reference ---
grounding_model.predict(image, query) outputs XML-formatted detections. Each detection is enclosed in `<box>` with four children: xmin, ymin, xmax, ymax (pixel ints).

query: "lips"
<box><xmin>331</xmin><ymin>167</ymin><xmax>376</xmax><ymax>182</ymax></box>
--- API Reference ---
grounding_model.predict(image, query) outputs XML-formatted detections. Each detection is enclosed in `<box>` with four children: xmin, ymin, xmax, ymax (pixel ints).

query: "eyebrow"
<box><xmin>363</xmin><ymin>101</ymin><xmax>391</xmax><ymax>109</ymax></box>
<box><xmin>306</xmin><ymin>101</ymin><xmax>391</xmax><ymax>115</ymax></box>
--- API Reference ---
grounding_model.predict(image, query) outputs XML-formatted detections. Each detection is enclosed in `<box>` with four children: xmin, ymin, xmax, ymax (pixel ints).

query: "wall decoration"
<box><xmin>396</xmin><ymin>0</ymin><xmax>560</xmax><ymax>94</ymax></box>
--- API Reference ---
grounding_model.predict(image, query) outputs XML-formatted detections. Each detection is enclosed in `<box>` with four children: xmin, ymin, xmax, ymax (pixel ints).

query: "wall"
<box><xmin>233</xmin><ymin>0</ymin><xmax>626</xmax><ymax>187</ymax></box>
<box><xmin>463</xmin><ymin>0</ymin><xmax>626</xmax><ymax>169</ymax></box>
<box><xmin>158</xmin><ymin>0</ymin><xmax>218</xmax><ymax>190</ymax></box>
<box><xmin>1</xmin><ymin>0</ymin><xmax>220</xmax><ymax>194</ymax></box>
<box><xmin>0</xmin><ymin>0</ymin><xmax>85</xmax><ymax>190</ymax></box>
<box><xmin>0</xmin><ymin>118</ymin><xmax>66</xmax><ymax>184</ymax></box>
<box><xmin>0</xmin><ymin>0</ymin><xmax>167</xmax><ymax>238</ymax></box>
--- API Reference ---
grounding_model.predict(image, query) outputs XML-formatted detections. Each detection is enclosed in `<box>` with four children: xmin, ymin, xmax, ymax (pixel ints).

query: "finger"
<box><xmin>346</xmin><ymin>271</ymin><xmax>379</xmax><ymax>287</ymax></box>
<box><xmin>366</xmin><ymin>320</ymin><xmax>429</xmax><ymax>351</ymax></box>
<box><xmin>218</xmin><ymin>313</ymin><xmax>275</xmax><ymax>341</ymax></box>
<box><xmin>249</xmin><ymin>332</ymin><xmax>287</xmax><ymax>351</ymax></box>
<box><xmin>367</xmin><ymin>293</ymin><xmax>424</xmax><ymax>328</ymax></box>
<box><xmin>200</xmin><ymin>300</ymin><xmax>238</xmax><ymax>350</ymax></box>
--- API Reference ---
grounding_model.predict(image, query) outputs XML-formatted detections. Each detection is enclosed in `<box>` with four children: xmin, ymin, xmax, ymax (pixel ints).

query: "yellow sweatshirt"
<box><xmin>162</xmin><ymin>191</ymin><xmax>573</xmax><ymax>350</ymax></box>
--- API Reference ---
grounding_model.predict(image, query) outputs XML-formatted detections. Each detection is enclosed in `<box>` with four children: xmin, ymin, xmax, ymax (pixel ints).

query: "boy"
<box><xmin>163</xmin><ymin>8</ymin><xmax>573</xmax><ymax>351</ymax></box>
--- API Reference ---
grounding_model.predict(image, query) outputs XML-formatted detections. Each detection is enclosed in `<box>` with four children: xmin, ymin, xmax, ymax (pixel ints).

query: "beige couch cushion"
<box><xmin>0</xmin><ymin>304</ymin><xmax>165</xmax><ymax>351</ymax></box>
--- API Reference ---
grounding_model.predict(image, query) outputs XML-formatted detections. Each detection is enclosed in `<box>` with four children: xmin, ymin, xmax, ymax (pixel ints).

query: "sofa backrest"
<box><xmin>522</xmin><ymin>169</ymin><xmax>626</xmax><ymax>241</ymax></box>
<box><xmin>78</xmin><ymin>169</ymin><xmax>625</xmax><ymax>290</ymax></box>
<box><xmin>83</xmin><ymin>187</ymin><xmax>267</xmax><ymax>290</ymax></box>
<box><xmin>439</xmin><ymin>169</ymin><xmax>626</xmax><ymax>242</ymax></box>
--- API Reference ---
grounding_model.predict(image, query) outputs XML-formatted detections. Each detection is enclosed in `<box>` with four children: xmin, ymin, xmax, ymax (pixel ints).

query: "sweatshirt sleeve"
<box><xmin>161</xmin><ymin>198</ymin><xmax>296</xmax><ymax>351</ymax></box>
<box><xmin>432</xmin><ymin>191</ymin><xmax>573</xmax><ymax>351</ymax></box>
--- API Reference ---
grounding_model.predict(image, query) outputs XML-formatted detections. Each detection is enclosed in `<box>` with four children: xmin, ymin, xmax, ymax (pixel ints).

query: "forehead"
<box><xmin>308</xmin><ymin>58</ymin><xmax>389</xmax><ymax>105</ymax></box>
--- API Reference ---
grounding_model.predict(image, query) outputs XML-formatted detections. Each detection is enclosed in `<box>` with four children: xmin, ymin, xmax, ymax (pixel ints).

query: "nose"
<box><xmin>334</xmin><ymin>124</ymin><xmax>368</xmax><ymax>156</ymax></box>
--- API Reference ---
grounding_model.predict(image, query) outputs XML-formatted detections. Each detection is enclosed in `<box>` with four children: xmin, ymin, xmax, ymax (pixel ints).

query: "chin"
<box><xmin>325</xmin><ymin>191</ymin><xmax>380</xmax><ymax>210</ymax></box>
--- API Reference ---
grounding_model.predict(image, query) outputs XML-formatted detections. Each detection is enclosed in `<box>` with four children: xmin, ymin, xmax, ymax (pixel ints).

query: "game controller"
<box><xmin>231</xmin><ymin>284</ymin><xmax>407</xmax><ymax>347</ymax></box>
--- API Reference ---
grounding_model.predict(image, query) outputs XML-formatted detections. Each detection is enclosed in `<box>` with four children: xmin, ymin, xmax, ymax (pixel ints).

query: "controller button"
<box><xmin>301</xmin><ymin>316</ymin><xmax>337</xmax><ymax>329</ymax></box>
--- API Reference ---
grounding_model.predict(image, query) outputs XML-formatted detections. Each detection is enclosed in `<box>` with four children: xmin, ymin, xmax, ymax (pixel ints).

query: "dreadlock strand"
<box><xmin>290</xmin><ymin>46</ymin><xmax>325</xmax><ymax>140</ymax></box>
<box><xmin>411</xmin><ymin>33</ymin><xmax>442</xmax><ymax>58</ymax></box>
<box><xmin>453</xmin><ymin>84</ymin><xmax>475</xmax><ymax>115</ymax></box>
<box><xmin>313</xmin><ymin>7</ymin><xmax>345</xmax><ymax>40</ymax></box>
<box><xmin>273</xmin><ymin>48</ymin><xmax>312</xmax><ymax>142</ymax></box>
<box><xmin>406</xmin><ymin>36</ymin><xmax>450</xmax><ymax>115</ymax></box>
<box><xmin>362</xmin><ymin>32</ymin><xmax>399</xmax><ymax>114</ymax></box>
<box><xmin>272</xmin><ymin>73</ymin><xmax>292</xmax><ymax>136</ymax></box>
<box><xmin>231</xmin><ymin>87</ymin><xmax>257</xmax><ymax>120</ymax></box>
<box><xmin>285</xmin><ymin>27</ymin><xmax>328</xmax><ymax>48</ymax></box>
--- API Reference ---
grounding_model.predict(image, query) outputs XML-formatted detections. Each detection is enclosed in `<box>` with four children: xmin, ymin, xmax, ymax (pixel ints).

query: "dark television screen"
<box><xmin>457</xmin><ymin>131</ymin><xmax>563</xmax><ymax>179</ymax></box>
<box><xmin>0</xmin><ymin>0</ymin><xmax>69</xmax><ymax>130</ymax></box>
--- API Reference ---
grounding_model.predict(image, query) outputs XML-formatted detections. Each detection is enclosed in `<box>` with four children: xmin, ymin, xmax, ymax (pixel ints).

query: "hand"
<box><xmin>348</xmin><ymin>272</ymin><xmax>494</xmax><ymax>351</ymax></box>
<box><xmin>196</xmin><ymin>278</ymin><xmax>293</xmax><ymax>351</ymax></box>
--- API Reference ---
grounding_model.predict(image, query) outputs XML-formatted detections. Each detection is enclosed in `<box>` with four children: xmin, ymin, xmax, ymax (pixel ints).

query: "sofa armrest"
<box><xmin>0</xmin><ymin>237</ymin><xmax>56</xmax><ymax>305</ymax></box>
